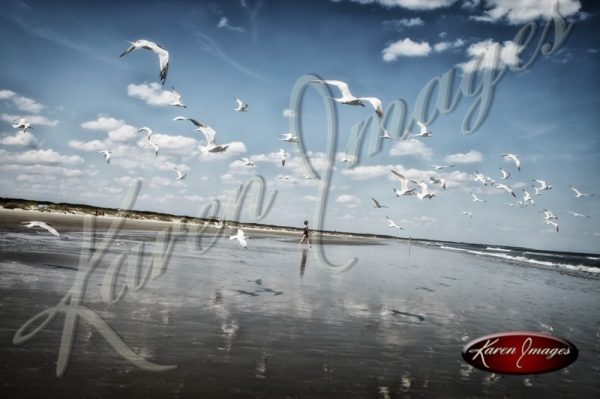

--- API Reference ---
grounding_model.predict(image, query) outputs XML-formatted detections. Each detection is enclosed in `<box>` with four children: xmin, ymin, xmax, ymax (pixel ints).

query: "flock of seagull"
<box><xmin>12</xmin><ymin>38</ymin><xmax>595</xmax><ymax>244</ymax></box>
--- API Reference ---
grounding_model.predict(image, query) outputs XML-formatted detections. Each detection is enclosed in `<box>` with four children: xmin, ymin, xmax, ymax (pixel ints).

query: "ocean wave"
<box><xmin>485</xmin><ymin>247</ymin><xmax>511</xmax><ymax>252</ymax></box>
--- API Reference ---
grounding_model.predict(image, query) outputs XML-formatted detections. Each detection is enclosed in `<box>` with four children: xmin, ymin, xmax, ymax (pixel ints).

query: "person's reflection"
<box><xmin>300</xmin><ymin>248</ymin><xmax>308</xmax><ymax>276</ymax></box>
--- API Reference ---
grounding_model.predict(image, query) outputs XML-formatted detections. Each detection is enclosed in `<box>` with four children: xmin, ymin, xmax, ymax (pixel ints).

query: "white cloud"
<box><xmin>433</xmin><ymin>38</ymin><xmax>465</xmax><ymax>52</ymax></box>
<box><xmin>141</xmin><ymin>134</ymin><xmax>199</xmax><ymax>154</ymax></box>
<box><xmin>336</xmin><ymin>194</ymin><xmax>362</xmax><ymax>208</ymax></box>
<box><xmin>0</xmin><ymin>131</ymin><xmax>37</xmax><ymax>146</ymax></box>
<box><xmin>127</xmin><ymin>83</ymin><xmax>179</xmax><ymax>107</ymax></box>
<box><xmin>0</xmin><ymin>89</ymin><xmax>44</xmax><ymax>113</ymax></box>
<box><xmin>303</xmin><ymin>195</ymin><xmax>319</xmax><ymax>203</ymax></box>
<box><xmin>471</xmin><ymin>0</ymin><xmax>581</xmax><ymax>25</ymax></box>
<box><xmin>382</xmin><ymin>17</ymin><xmax>424</xmax><ymax>30</ymax></box>
<box><xmin>108</xmin><ymin>125</ymin><xmax>138</xmax><ymax>142</ymax></box>
<box><xmin>217</xmin><ymin>16</ymin><xmax>244</xmax><ymax>33</ymax></box>
<box><xmin>1</xmin><ymin>164</ymin><xmax>83</xmax><ymax>178</ymax></box>
<box><xmin>389</xmin><ymin>138</ymin><xmax>433</xmax><ymax>160</ymax></box>
<box><xmin>444</xmin><ymin>150</ymin><xmax>483</xmax><ymax>164</ymax></box>
<box><xmin>458</xmin><ymin>39</ymin><xmax>523</xmax><ymax>72</ymax></box>
<box><xmin>1</xmin><ymin>114</ymin><xmax>58</xmax><ymax>127</ymax></box>
<box><xmin>382</xmin><ymin>38</ymin><xmax>431</xmax><ymax>61</ymax></box>
<box><xmin>81</xmin><ymin>116</ymin><xmax>124</xmax><ymax>131</ymax></box>
<box><xmin>342</xmin><ymin>0</ymin><xmax>457</xmax><ymax>10</ymax></box>
<box><xmin>68</xmin><ymin>139</ymin><xmax>107</xmax><ymax>152</ymax></box>
<box><xmin>0</xmin><ymin>148</ymin><xmax>83</xmax><ymax>165</ymax></box>
<box><xmin>341</xmin><ymin>165</ymin><xmax>389</xmax><ymax>180</ymax></box>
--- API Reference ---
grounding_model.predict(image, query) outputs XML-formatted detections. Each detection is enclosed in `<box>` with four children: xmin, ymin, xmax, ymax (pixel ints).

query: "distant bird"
<box><xmin>545</xmin><ymin>220</ymin><xmax>559</xmax><ymax>233</ymax></box>
<box><xmin>379</xmin><ymin>125</ymin><xmax>392</xmax><ymax>139</ymax></box>
<box><xmin>391</xmin><ymin>170</ymin><xmax>415</xmax><ymax>196</ymax></box>
<box><xmin>462</xmin><ymin>211</ymin><xmax>473</xmax><ymax>218</ymax></box>
<box><xmin>501</xmin><ymin>153</ymin><xmax>521</xmax><ymax>171</ymax></box>
<box><xmin>568</xmin><ymin>211</ymin><xmax>590</xmax><ymax>218</ymax></box>
<box><xmin>386</xmin><ymin>216</ymin><xmax>404</xmax><ymax>230</ymax></box>
<box><xmin>496</xmin><ymin>183</ymin><xmax>516</xmax><ymax>198</ymax></box>
<box><xmin>233</xmin><ymin>96</ymin><xmax>248</xmax><ymax>112</ymax></box>
<box><xmin>12</xmin><ymin>118</ymin><xmax>32</xmax><ymax>132</ymax></box>
<box><xmin>311</xmin><ymin>79</ymin><xmax>383</xmax><ymax>116</ymax></box>
<box><xmin>170</xmin><ymin>87</ymin><xmax>186</xmax><ymax>108</ymax></box>
<box><xmin>99</xmin><ymin>150</ymin><xmax>111</xmax><ymax>163</ymax></box>
<box><xmin>371</xmin><ymin>197</ymin><xmax>388</xmax><ymax>208</ymax></box>
<box><xmin>471</xmin><ymin>193</ymin><xmax>486</xmax><ymax>202</ymax></box>
<box><xmin>499</xmin><ymin>168</ymin><xmax>511</xmax><ymax>180</ymax></box>
<box><xmin>412</xmin><ymin>181</ymin><xmax>436</xmax><ymax>200</ymax></box>
<box><xmin>432</xmin><ymin>164</ymin><xmax>454</xmax><ymax>170</ymax></box>
<box><xmin>214</xmin><ymin>219</ymin><xmax>224</xmax><ymax>230</ymax></box>
<box><xmin>276</xmin><ymin>149</ymin><xmax>288</xmax><ymax>166</ymax></box>
<box><xmin>533</xmin><ymin>186</ymin><xmax>542</xmax><ymax>196</ymax></box>
<box><xmin>533</xmin><ymin>179</ymin><xmax>552</xmax><ymax>191</ymax></box>
<box><xmin>278</xmin><ymin>175</ymin><xmax>297</xmax><ymax>184</ymax></box>
<box><xmin>570</xmin><ymin>185</ymin><xmax>594</xmax><ymax>198</ymax></box>
<box><xmin>119</xmin><ymin>39</ymin><xmax>169</xmax><ymax>84</ymax></box>
<box><xmin>338</xmin><ymin>153</ymin><xmax>354</xmax><ymax>165</ymax></box>
<box><xmin>229</xmin><ymin>229</ymin><xmax>248</xmax><ymax>248</ymax></box>
<box><xmin>541</xmin><ymin>209</ymin><xmax>557</xmax><ymax>220</ymax></box>
<box><xmin>138</xmin><ymin>127</ymin><xmax>155</xmax><ymax>141</ymax></box>
<box><xmin>473</xmin><ymin>171</ymin><xmax>487</xmax><ymax>185</ymax></box>
<box><xmin>240</xmin><ymin>157</ymin><xmax>255</xmax><ymax>166</ymax></box>
<box><xmin>145</xmin><ymin>140</ymin><xmax>159</xmax><ymax>156</ymax></box>
<box><xmin>280</xmin><ymin>133</ymin><xmax>300</xmax><ymax>143</ymax></box>
<box><xmin>522</xmin><ymin>190</ymin><xmax>535</xmax><ymax>205</ymax></box>
<box><xmin>429</xmin><ymin>176</ymin><xmax>447</xmax><ymax>190</ymax></box>
<box><xmin>22</xmin><ymin>221</ymin><xmax>60</xmax><ymax>237</ymax></box>
<box><xmin>174</xmin><ymin>167</ymin><xmax>186</xmax><ymax>180</ymax></box>
<box><xmin>174</xmin><ymin>117</ymin><xmax>228</xmax><ymax>153</ymax></box>
<box><xmin>415</xmin><ymin>120</ymin><xmax>432</xmax><ymax>137</ymax></box>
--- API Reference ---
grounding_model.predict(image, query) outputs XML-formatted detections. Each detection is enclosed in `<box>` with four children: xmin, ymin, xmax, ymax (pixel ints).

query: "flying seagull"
<box><xmin>499</xmin><ymin>168</ymin><xmax>511</xmax><ymax>180</ymax></box>
<box><xmin>391</xmin><ymin>170</ymin><xmax>415</xmax><ymax>197</ymax></box>
<box><xmin>415</xmin><ymin>120</ymin><xmax>432</xmax><ymax>137</ymax></box>
<box><xmin>541</xmin><ymin>209</ymin><xmax>558</xmax><ymax>220</ymax></box>
<box><xmin>170</xmin><ymin>87</ymin><xmax>186</xmax><ymax>108</ymax></box>
<box><xmin>138</xmin><ymin>127</ymin><xmax>155</xmax><ymax>141</ymax></box>
<box><xmin>568</xmin><ymin>211</ymin><xmax>590</xmax><ymax>218</ymax></box>
<box><xmin>174</xmin><ymin>117</ymin><xmax>228</xmax><ymax>153</ymax></box>
<box><xmin>229</xmin><ymin>229</ymin><xmax>248</xmax><ymax>248</ymax></box>
<box><xmin>545</xmin><ymin>220</ymin><xmax>559</xmax><ymax>233</ymax></box>
<box><xmin>276</xmin><ymin>149</ymin><xmax>288</xmax><ymax>166</ymax></box>
<box><xmin>533</xmin><ymin>179</ymin><xmax>552</xmax><ymax>191</ymax></box>
<box><xmin>310</xmin><ymin>79</ymin><xmax>383</xmax><ymax>116</ymax></box>
<box><xmin>280</xmin><ymin>133</ymin><xmax>300</xmax><ymax>143</ymax></box>
<box><xmin>22</xmin><ymin>221</ymin><xmax>60</xmax><ymax>237</ymax></box>
<box><xmin>233</xmin><ymin>96</ymin><xmax>248</xmax><ymax>112</ymax></box>
<box><xmin>501</xmin><ymin>153</ymin><xmax>521</xmax><ymax>171</ymax></box>
<box><xmin>99</xmin><ymin>150</ymin><xmax>111</xmax><ymax>163</ymax></box>
<box><xmin>12</xmin><ymin>118</ymin><xmax>32</xmax><ymax>132</ymax></box>
<box><xmin>522</xmin><ymin>190</ymin><xmax>535</xmax><ymax>206</ymax></box>
<box><xmin>174</xmin><ymin>167</ymin><xmax>186</xmax><ymax>180</ymax></box>
<box><xmin>120</xmin><ymin>39</ymin><xmax>169</xmax><ymax>84</ymax></box>
<box><xmin>429</xmin><ymin>176</ymin><xmax>447</xmax><ymax>190</ymax></box>
<box><xmin>471</xmin><ymin>193</ymin><xmax>486</xmax><ymax>202</ymax></box>
<box><xmin>569</xmin><ymin>185</ymin><xmax>594</xmax><ymax>198</ymax></box>
<box><xmin>432</xmin><ymin>164</ymin><xmax>454</xmax><ymax>170</ymax></box>
<box><xmin>496</xmin><ymin>183</ymin><xmax>516</xmax><ymax>198</ymax></box>
<box><xmin>240</xmin><ymin>157</ymin><xmax>255</xmax><ymax>166</ymax></box>
<box><xmin>412</xmin><ymin>180</ymin><xmax>436</xmax><ymax>200</ymax></box>
<box><xmin>462</xmin><ymin>211</ymin><xmax>473</xmax><ymax>218</ymax></box>
<box><xmin>371</xmin><ymin>197</ymin><xmax>388</xmax><ymax>208</ymax></box>
<box><xmin>386</xmin><ymin>216</ymin><xmax>404</xmax><ymax>230</ymax></box>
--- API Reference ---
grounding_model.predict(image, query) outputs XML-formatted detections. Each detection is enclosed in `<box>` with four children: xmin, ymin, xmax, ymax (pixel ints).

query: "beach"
<box><xmin>1</xmin><ymin>210</ymin><xmax>599</xmax><ymax>398</ymax></box>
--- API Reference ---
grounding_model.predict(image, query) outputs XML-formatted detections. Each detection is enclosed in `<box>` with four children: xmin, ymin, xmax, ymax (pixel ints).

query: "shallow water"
<box><xmin>1</xmin><ymin>226</ymin><xmax>599</xmax><ymax>398</ymax></box>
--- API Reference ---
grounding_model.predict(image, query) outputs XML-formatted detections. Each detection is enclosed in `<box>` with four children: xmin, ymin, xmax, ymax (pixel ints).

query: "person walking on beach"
<box><xmin>299</xmin><ymin>220</ymin><xmax>310</xmax><ymax>246</ymax></box>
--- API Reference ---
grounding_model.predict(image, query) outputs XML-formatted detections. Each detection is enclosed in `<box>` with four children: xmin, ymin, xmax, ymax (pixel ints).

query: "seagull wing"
<box><xmin>358</xmin><ymin>97</ymin><xmax>383</xmax><ymax>117</ymax></box>
<box><xmin>198</xmin><ymin>125</ymin><xmax>216</xmax><ymax>146</ymax></box>
<box><xmin>322</xmin><ymin>80</ymin><xmax>353</xmax><ymax>98</ymax></box>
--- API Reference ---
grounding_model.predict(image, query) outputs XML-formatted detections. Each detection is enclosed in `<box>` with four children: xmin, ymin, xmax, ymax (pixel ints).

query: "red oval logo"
<box><xmin>462</xmin><ymin>331</ymin><xmax>578</xmax><ymax>375</ymax></box>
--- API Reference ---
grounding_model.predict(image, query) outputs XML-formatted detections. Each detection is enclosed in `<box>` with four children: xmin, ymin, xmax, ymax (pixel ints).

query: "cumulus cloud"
<box><xmin>340</xmin><ymin>165</ymin><xmax>389</xmax><ymax>180</ymax></box>
<box><xmin>1</xmin><ymin>113</ymin><xmax>58</xmax><ymax>127</ymax></box>
<box><xmin>340</xmin><ymin>0</ymin><xmax>457</xmax><ymax>10</ymax></box>
<box><xmin>444</xmin><ymin>150</ymin><xmax>483</xmax><ymax>164</ymax></box>
<box><xmin>0</xmin><ymin>131</ymin><xmax>37</xmax><ymax>146</ymax></box>
<box><xmin>136</xmin><ymin>134</ymin><xmax>199</xmax><ymax>155</ymax></box>
<box><xmin>0</xmin><ymin>148</ymin><xmax>83</xmax><ymax>165</ymax></box>
<box><xmin>68</xmin><ymin>139</ymin><xmax>106</xmax><ymax>152</ymax></box>
<box><xmin>336</xmin><ymin>194</ymin><xmax>362</xmax><ymax>208</ymax></box>
<box><xmin>433</xmin><ymin>38</ymin><xmax>465</xmax><ymax>52</ymax></box>
<box><xmin>382</xmin><ymin>38</ymin><xmax>432</xmax><ymax>61</ymax></box>
<box><xmin>0</xmin><ymin>89</ymin><xmax>45</xmax><ymax>113</ymax></box>
<box><xmin>382</xmin><ymin>17</ymin><xmax>424</xmax><ymax>30</ymax></box>
<box><xmin>389</xmin><ymin>138</ymin><xmax>433</xmax><ymax>160</ymax></box>
<box><xmin>81</xmin><ymin>116</ymin><xmax>124</xmax><ymax>131</ymax></box>
<box><xmin>458</xmin><ymin>39</ymin><xmax>523</xmax><ymax>72</ymax></box>
<box><xmin>127</xmin><ymin>83</ymin><xmax>180</xmax><ymax>107</ymax></box>
<box><xmin>1</xmin><ymin>164</ymin><xmax>83</xmax><ymax>178</ymax></box>
<box><xmin>471</xmin><ymin>0</ymin><xmax>581</xmax><ymax>25</ymax></box>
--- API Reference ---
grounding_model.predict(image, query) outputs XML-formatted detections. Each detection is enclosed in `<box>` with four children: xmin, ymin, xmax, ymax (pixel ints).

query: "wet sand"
<box><xmin>1</xmin><ymin>212</ymin><xmax>599</xmax><ymax>398</ymax></box>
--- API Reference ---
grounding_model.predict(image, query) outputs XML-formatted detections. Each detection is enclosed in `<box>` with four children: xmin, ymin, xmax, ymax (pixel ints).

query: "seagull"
<box><xmin>522</xmin><ymin>190</ymin><xmax>535</xmax><ymax>205</ymax></box>
<box><xmin>496</xmin><ymin>183</ymin><xmax>516</xmax><ymax>198</ymax></box>
<box><xmin>499</xmin><ymin>168</ymin><xmax>511</xmax><ymax>180</ymax></box>
<box><xmin>229</xmin><ymin>229</ymin><xmax>248</xmax><ymax>248</ymax></box>
<box><xmin>138</xmin><ymin>127</ymin><xmax>155</xmax><ymax>141</ymax></box>
<box><xmin>462</xmin><ymin>211</ymin><xmax>473</xmax><ymax>218</ymax></box>
<box><xmin>533</xmin><ymin>186</ymin><xmax>542</xmax><ymax>196</ymax></box>
<box><xmin>174</xmin><ymin>117</ymin><xmax>228</xmax><ymax>153</ymax></box>
<box><xmin>214</xmin><ymin>219</ymin><xmax>224</xmax><ymax>230</ymax></box>
<box><xmin>386</xmin><ymin>216</ymin><xmax>404</xmax><ymax>230</ymax></box>
<box><xmin>276</xmin><ymin>149</ymin><xmax>288</xmax><ymax>166</ymax></box>
<box><xmin>391</xmin><ymin>170</ymin><xmax>415</xmax><ymax>196</ymax></box>
<box><xmin>570</xmin><ymin>185</ymin><xmax>594</xmax><ymax>198</ymax></box>
<box><xmin>471</xmin><ymin>193</ymin><xmax>486</xmax><ymax>202</ymax></box>
<box><xmin>22</xmin><ymin>221</ymin><xmax>60</xmax><ymax>237</ymax></box>
<box><xmin>310</xmin><ymin>79</ymin><xmax>383</xmax><ymax>116</ymax></box>
<box><xmin>545</xmin><ymin>220</ymin><xmax>559</xmax><ymax>233</ymax></box>
<box><xmin>338</xmin><ymin>153</ymin><xmax>355</xmax><ymax>165</ymax></box>
<box><xmin>233</xmin><ymin>96</ymin><xmax>248</xmax><ymax>112</ymax></box>
<box><xmin>568</xmin><ymin>211</ymin><xmax>590</xmax><ymax>218</ymax></box>
<box><xmin>174</xmin><ymin>167</ymin><xmax>186</xmax><ymax>180</ymax></box>
<box><xmin>371</xmin><ymin>197</ymin><xmax>388</xmax><ymax>208</ymax></box>
<box><xmin>501</xmin><ymin>153</ymin><xmax>521</xmax><ymax>171</ymax></box>
<box><xmin>533</xmin><ymin>179</ymin><xmax>552</xmax><ymax>191</ymax></box>
<box><xmin>280</xmin><ymin>133</ymin><xmax>300</xmax><ymax>143</ymax></box>
<box><xmin>473</xmin><ymin>171</ymin><xmax>487</xmax><ymax>185</ymax></box>
<box><xmin>145</xmin><ymin>140</ymin><xmax>159</xmax><ymax>156</ymax></box>
<box><xmin>379</xmin><ymin>125</ymin><xmax>392</xmax><ymax>139</ymax></box>
<box><xmin>99</xmin><ymin>150</ymin><xmax>111</xmax><ymax>163</ymax></box>
<box><xmin>12</xmin><ymin>118</ymin><xmax>32</xmax><ymax>132</ymax></box>
<box><xmin>415</xmin><ymin>120</ymin><xmax>432</xmax><ymax>137</ymax></box>
<box><xmin>119</xmin><ymin>39</ymin><xmax>169</xmax><ymax>84</ymax></box>
<box><xmin>278</xmin><ymin>175</ymin><xmax>297</xmax><ymax>184</ymax></box>
<box><xmin>541</xmin><ymin>209</ymin><xmax>558</xmax><ymax>220</ymax></box>
<box><xmin>505</xmin><ymin>202</ymin><xmax>516</xmax><ymax>207</ymax></box>
<box><xmin>429</xmin><ymin>176</ymin><xmax>447</xmax><ymax>190</ymax></box>
<box><xmin>170</xmin><ymin>87</ymin><xmax>186</xmax><ymax>108</ymax></box>
<box><xmin>432</xmin><ymin>164</ymin><xmax>454</xmax><ymax>170</ymax></box>
<box><xmin>240</xmin><ymin>157</ymin><xmax>255</xmax><ymax>166</ymax></box>
<box><xmin>412</xmin><ymin>181</ymin><xmax>436</xmax><ymax>200</ymax></box>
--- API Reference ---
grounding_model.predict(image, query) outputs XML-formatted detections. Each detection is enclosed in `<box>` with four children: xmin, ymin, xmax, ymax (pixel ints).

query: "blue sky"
<box><xmin>0</xmin><ymin>0</ymin><xmax>599</xmax><ymax>253</ymax></box>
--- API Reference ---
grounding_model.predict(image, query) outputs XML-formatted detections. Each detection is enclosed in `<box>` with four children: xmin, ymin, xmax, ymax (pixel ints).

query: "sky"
<box><xmin>0</xmin><ymin>0</ymin><xmax>599</xmax><ymax>253</ymax></box>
